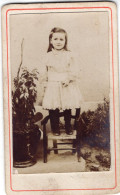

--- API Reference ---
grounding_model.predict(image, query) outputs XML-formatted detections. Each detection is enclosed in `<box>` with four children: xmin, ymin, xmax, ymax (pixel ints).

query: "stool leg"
<box><xmin>72</xmin><ymin>139</ymin><xmax>76</xmax><ymax>154</ymax></box>
<box><xmin>76</xmin><ymin>115</ymin><xmax>83</xmax><ymax>162</ymax></box>
<box><xmin>53</xmin><ymin>140</ymin><xmax>58</xmax><ymax>154</ymax></box>
<box><xmin>43</xmin><ymin>136</ymin><xmax>48</xmax><ymax>163</ymax></box>
<box><xmin>43</xmin><ymin>124</ymin><xmax>48</xmax><ymax>163</ymax></box>
<box><xmin>76</xmin><ymin>137</ymin><xmax>81</xmax><ymax>162</ymax></box>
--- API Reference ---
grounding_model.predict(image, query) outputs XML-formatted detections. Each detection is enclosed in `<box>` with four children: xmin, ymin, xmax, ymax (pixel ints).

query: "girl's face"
<box><xmin>50</xmin><ymin>32</ymin><xmax>66</xmax><ymax>51</ymax></box>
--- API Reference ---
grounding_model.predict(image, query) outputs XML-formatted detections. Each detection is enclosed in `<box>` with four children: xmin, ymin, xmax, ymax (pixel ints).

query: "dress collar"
<box><xmin>52</xmin><ymin>48</ymin><xmax>65</xmax><ymax>56</ymax></box>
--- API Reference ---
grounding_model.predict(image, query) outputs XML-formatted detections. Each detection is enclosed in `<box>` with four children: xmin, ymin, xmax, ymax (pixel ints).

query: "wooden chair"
<box><xmin>41</xmin><ymin>109</ymin><xmax>82</xmax><ymax>163</ymax></box>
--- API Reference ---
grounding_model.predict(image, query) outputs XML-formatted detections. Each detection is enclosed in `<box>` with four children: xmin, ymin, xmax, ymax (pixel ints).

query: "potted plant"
<box><xmin>12</xmin><ymin>67</ymin><xmax>43</xmax><ymax>168</ymax></box>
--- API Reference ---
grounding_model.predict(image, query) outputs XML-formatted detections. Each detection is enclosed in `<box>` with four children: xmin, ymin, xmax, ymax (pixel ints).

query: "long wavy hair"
<box><xmin>47</xmin><ymin>27</ymin><xmax>68</xmax><ymax>52</ymax></box>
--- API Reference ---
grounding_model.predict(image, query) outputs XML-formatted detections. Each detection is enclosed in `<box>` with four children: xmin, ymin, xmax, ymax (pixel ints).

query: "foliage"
<box><xmin>12</xmin><ymin>67</ymin><xmax>39</xmax><ymax>132</ymax></box>
<box><xmin>81</xmin><ymin>99</ymin><xmax>110</xmax><ymax>149</ymax></box>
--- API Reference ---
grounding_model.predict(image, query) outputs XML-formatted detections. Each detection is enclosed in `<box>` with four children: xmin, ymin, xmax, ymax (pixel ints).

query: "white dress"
<box><xmin>42</xmin><ymin>49</ymin><xmax>83</xmax><ymax>110</ymax></box>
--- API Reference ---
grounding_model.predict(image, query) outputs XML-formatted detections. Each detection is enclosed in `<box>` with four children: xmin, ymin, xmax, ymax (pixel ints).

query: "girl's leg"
<box><xmin>74</xmin><ymin>108</ymin><xmax>81</xmax><ymax>129</ymax></box>
<box><xmin>76</xmin><ymin>108</ymin><xmax>81</xmax><ymax>119</ymax></box>
<box><xmin>64</xmin><ymin>109</ymin><xmax>73</xmax><ymax>135</ymax></box>
<box><xmin>49</xmin><ymin>109</ymin><xmax>60</xmax><ymax>136</ymax></box>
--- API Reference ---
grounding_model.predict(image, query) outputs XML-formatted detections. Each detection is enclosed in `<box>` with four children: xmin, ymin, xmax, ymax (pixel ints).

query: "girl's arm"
<box><xmin>62</xmin><ymin>54</ymin><xmax>79</xmax><ymax>87</ymax></box>
<box><xmin>68</xmin><ymin>54</ymin><xmax>80</xmax><ymax>82</ymax></box>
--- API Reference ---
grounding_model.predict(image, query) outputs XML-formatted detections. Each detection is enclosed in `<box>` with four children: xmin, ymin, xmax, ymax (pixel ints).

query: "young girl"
<box><xmin>42</xmin><ymin>27</ymin><xmax>83</xmax><ymax>136</ymax></box>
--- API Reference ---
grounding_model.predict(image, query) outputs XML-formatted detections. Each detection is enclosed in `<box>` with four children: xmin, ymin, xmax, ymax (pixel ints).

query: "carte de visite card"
<box><xmin>2</xmin><ymin>1</ymin><xmax>120</xmax><ymax>195</ymax></box>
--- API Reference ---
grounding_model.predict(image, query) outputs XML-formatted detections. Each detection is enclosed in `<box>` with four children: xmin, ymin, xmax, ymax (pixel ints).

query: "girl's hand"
<box><xmin>62</xmin><ymin>79</ymin><xmax>70</xmax><ymax>87</ymax></box>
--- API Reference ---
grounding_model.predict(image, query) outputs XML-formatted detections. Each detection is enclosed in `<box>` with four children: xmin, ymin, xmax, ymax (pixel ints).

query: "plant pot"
<box><xmin>13</xmin><ymin>128</ymin><xmax>41</xmax><ymax>168</ymax></box>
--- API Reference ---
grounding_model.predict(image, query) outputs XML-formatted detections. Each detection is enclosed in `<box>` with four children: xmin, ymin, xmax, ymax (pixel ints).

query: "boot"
<box><xmin>64</xmin><ymin>109</ymin><xmax>73</xmax><ymax>135</ymax></box>
<box><xmin>49</xmin><ymin>109</ymin><xmax>60</xmax><ymax>136</ymax></box>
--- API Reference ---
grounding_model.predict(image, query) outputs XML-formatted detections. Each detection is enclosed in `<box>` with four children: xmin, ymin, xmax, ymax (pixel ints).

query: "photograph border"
<box><xmin>6</xmin><ymin>5</ymin><xmax>116</xmax><ymax>192</ymax></box>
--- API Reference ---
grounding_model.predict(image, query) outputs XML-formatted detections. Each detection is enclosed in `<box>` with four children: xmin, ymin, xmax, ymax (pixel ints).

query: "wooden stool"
<box><xmin>41</xmin><ymin>109</ymin><xmax>81</xmax><ymax>163</ymax></box>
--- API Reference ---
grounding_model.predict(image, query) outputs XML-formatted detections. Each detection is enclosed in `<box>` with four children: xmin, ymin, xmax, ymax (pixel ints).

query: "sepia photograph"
<box><xmin>10</xmin><ymin>9</ymin><xmax>110</xmax><ymax>174</ymax></box>
<box><xmin>2</xmin><ymin>2</ymin><xmax>120</xmax><ymax>193</ymax></box>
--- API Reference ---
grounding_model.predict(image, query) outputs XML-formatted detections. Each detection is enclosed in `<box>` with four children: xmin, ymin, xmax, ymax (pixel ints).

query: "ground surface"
<box><xmin>13</xmin><ymin>139</ymin><xmax>110</xmax><ymax>174</ymax></box>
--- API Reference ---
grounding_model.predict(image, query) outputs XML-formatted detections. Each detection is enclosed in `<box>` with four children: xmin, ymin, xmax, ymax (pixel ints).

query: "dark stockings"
<box><xmin>64</xmin><ymin>109</ymin><xmax>72</xmax><ymax>134</ymax></box>
<box><xmin>49</xmin><ymin>109</ymin><xmax>60</xmax><ymax>135</ymax></box>
<box><xmin>49</xmin><ymin>109</ymin><xmax>72</xmax><ymax>135</ymax></box>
